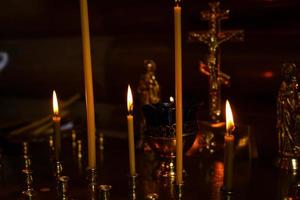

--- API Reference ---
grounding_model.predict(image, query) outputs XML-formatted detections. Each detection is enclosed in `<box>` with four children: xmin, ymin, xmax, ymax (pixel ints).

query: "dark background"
<box><xmin>0</xmin><ymin>0</ymin><xmax>300</xmax><ymax>158</ymax></box>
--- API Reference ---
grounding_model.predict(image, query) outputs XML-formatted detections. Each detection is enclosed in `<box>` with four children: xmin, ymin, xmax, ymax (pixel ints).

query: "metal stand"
<box><xmin>22</xmin><ymin>169</ymin><xmax>35</xmax><ymax>199</ymax></box>
<box><xmin>59</xmin><ymin>176</ymin><xmax>70</xmax><ymax>200</ymax></box>
<box><xmin>176</xmin><ymin>183</ymin><xmax>183</xmax><ymax>200</ymax></box>
<box><xmin>55</xmin><ymin>161</ymin><xmax>63</xmax><ymax>180</ymax></box>
<box><xmin>129</xmin><ymin>174</ymin><xmax>137</xmax><ymax>200</ymax></box>
<box><xmin>87</xmin><ymin>168</ymin><xmax>97</xmax><ymax>200</ymax></box>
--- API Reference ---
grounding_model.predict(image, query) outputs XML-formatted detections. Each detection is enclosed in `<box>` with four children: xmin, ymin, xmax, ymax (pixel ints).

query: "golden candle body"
<box><xmin>127</xmin><ymin>115</ymin><xmax>136</xmax><ymax>176</ymax></box>
<box><xmin>79</xmin><ymin>0</ymin><xmax>96</xmax><ymax>169</ymax></box>
<box><xmin>174</xmin><ymin>4</ymin><xmax>183</xmax><ymax>185</ymax></box>
<box><xmin>53</xmin><ymin>115</ymin><xmax>61</xmax><ymax>161</ymax></box>
<box><xmin>224</xmin><ymin>134</ymin><xmax>234</xmax><ymax>192</ymax></box>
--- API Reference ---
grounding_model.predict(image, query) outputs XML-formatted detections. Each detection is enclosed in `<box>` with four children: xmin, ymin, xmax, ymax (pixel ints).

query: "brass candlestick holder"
<box><xmin>87</xmin><ymin>168</ymin><xmax>97</xmax><ymax>200</ymax></box>
<box><xmin>59</xmin><ymin>176</ymin><xmax>70</xmax><ymax>200</ymax></box>
<box><xmin>55</xmin><ymin>161</ymin><xmax>63</xmax><ymax>180</ymax></box>
<box><xmin>176</xmin><ymin>183</ymin><xmax>183</xmax><ymax>200</ymax></box>
<box><xmin>129</xmin><ymin>174</ymin><xmax>137</xmax><ymax>200</ymax></box>
<box><xmin>22</xmin><ymin>168</ymin><xmax>35</xmax><ymax>199</ymax></box>
<box><xmin>98</xmin><ymin>184</ymin><xmax>112</xmax><ymax>200</ymax></box>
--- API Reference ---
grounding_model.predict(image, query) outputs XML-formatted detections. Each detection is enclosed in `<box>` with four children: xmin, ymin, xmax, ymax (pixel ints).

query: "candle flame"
<box><xmin>52</xmin><ymin>90</ymin><xmax>59</xmax><ymax>115</ymax></box>
<box><xmin>226</xmin><ymin>100</ymin><xmax>234</xmax><ymax>134</ymax></box>
<box><xmin>127</xmin><ymin>85</ymin><xmax>133</xmax><ymax>114</ymax></box>
<box><xmin>170</xmin><ymin>96</ymin><xmax>174</xmax><ymax>103</ymax></box>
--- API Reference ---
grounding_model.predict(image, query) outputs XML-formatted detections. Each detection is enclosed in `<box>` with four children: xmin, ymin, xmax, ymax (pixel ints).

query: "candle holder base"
<box><xmin>175</xmin><ymin>183</ymin><xmax>184</xmax><ymax>200</ymax></box>
<box><xmin>98</xmin><ymin>184</ymin><xmax>112</xmax><ymax>200</ymax></box>
<box><xmin>128</xmin><ymin>174</ymin><xmax>138</xmax><ymax>200</ymax></box>
<box><xmin>59</xmin><ymin>176</ymin><xmax>70</xmax><ymax>200</ymax></box>
<box><xmin>87</xmin><ymin>168</ymin><xmax>97</xmax><ymax>196</ymax></box>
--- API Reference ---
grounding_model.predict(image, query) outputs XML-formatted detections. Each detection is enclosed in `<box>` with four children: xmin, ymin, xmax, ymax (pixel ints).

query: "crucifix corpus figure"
<box><xmin>189</xmin><ymin>2</ymin><xmax>243</xmax><ymax>122</ymax></box>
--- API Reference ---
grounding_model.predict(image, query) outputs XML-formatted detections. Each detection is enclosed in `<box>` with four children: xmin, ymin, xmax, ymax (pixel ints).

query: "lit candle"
<box><xmin>174</xmin><ymin>0</ymin><xmax>183</xmax><ymax>185</ymax></box>
<box><xmin>79</xmin><ymin>0</ymin><xmax>96</xmax><ymax>169</ymax></box>
<box><xmin>127</xmin><ymin>85</ymin><xmax>136</xmax><ymax>176</ymax></box>
<box><xmin>224</xmin><ymin>100</ymin><xmax>235</xmax><ymax>192</ymax></box>
<box><xmin>52</xmin><ymin>90</ymin><xmax>61</xmax><ymax>161</ymax></box>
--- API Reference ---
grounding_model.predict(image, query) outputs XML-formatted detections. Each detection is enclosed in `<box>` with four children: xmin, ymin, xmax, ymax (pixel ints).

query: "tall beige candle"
<box><xmin>127</xmin><ymin>85</ymin><xmax>136</xmax><ymax>176</ymax></box>
<box><xmin>79</xmin><ymin>0</ymin><xmax>96</xmax><ymax>169</ymax></box>
<box><xmin>224</xmin><ymin>100</ymin><xmax>235</xmax><ymax>192</ymax></box>
<box><xmin>174</xmin><ymin>1</ymin><xmax>183</xmax><ymax>185</ymax></box>
<box><xmin>52</xmin><ymin>91</ymin><xmax>61</xmax><ymax>161</ymax></box>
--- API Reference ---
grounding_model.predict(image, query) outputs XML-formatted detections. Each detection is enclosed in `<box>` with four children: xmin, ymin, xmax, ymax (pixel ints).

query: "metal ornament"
<box><xmin>189</xmin><ymin>2</ymin><xmax>244</xmax><ymax>122</ymax></box>
<box><xmin>277</xmin><ymin>63</ymin><xmax>300</xmax><ymax>172</ymax></box>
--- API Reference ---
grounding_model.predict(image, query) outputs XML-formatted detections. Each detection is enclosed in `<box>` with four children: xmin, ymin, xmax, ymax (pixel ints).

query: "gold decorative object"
<box><xmin>137</xmin><ymin>59</ymin><xmax>161</xmax><ymax>106</ymax></box>
<box><xmin>98</xmin><ymin>184</ymin><xmax>112</xmax><ymax>200</ymax></box>
<box><xmin>189</xmin><ymin>2</ymin><xmax>244</xmax><ymax>122</ymax></box>
<box><xmin>277</xmin><ymin>63</ymin><xmax>300</xmax><ymax>172</ymax></box>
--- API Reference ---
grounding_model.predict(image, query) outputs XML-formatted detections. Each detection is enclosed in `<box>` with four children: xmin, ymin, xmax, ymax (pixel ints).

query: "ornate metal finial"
<box><xmin>277</xmin><ymin>63</ymin><xmax>300</xmax><ymax>172</ymax></box>
<box><xmin>188</xmin><ymin>2</ymin><xmax>244</xmax><ymax>122</ymax></box>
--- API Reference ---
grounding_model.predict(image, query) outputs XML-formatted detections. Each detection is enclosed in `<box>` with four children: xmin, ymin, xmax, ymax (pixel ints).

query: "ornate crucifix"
<box><xmin>189</xmin><ymin>2</ymin><xmax>244</xmax><ymax>122</ymax></box>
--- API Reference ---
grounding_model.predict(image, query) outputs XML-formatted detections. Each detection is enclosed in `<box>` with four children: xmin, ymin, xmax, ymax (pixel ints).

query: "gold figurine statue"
<box><xmin>137</xmin><ymin>59</ymin><xmax>160</xmax><ymax>105</ymax></box>
<box><xmin>137</xmin><ymin>59</ymin><xmax>160</xmax><ymax>149</ymax></box>
<box><xmin>189</xmin><ymin>2</ymin><xmax>243</xmax><ymax>122</ymax></box>
<box><xmin>277</xmin><ymin>63</ymin><xmax>300</xmax><ymax>171</ymax></box>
